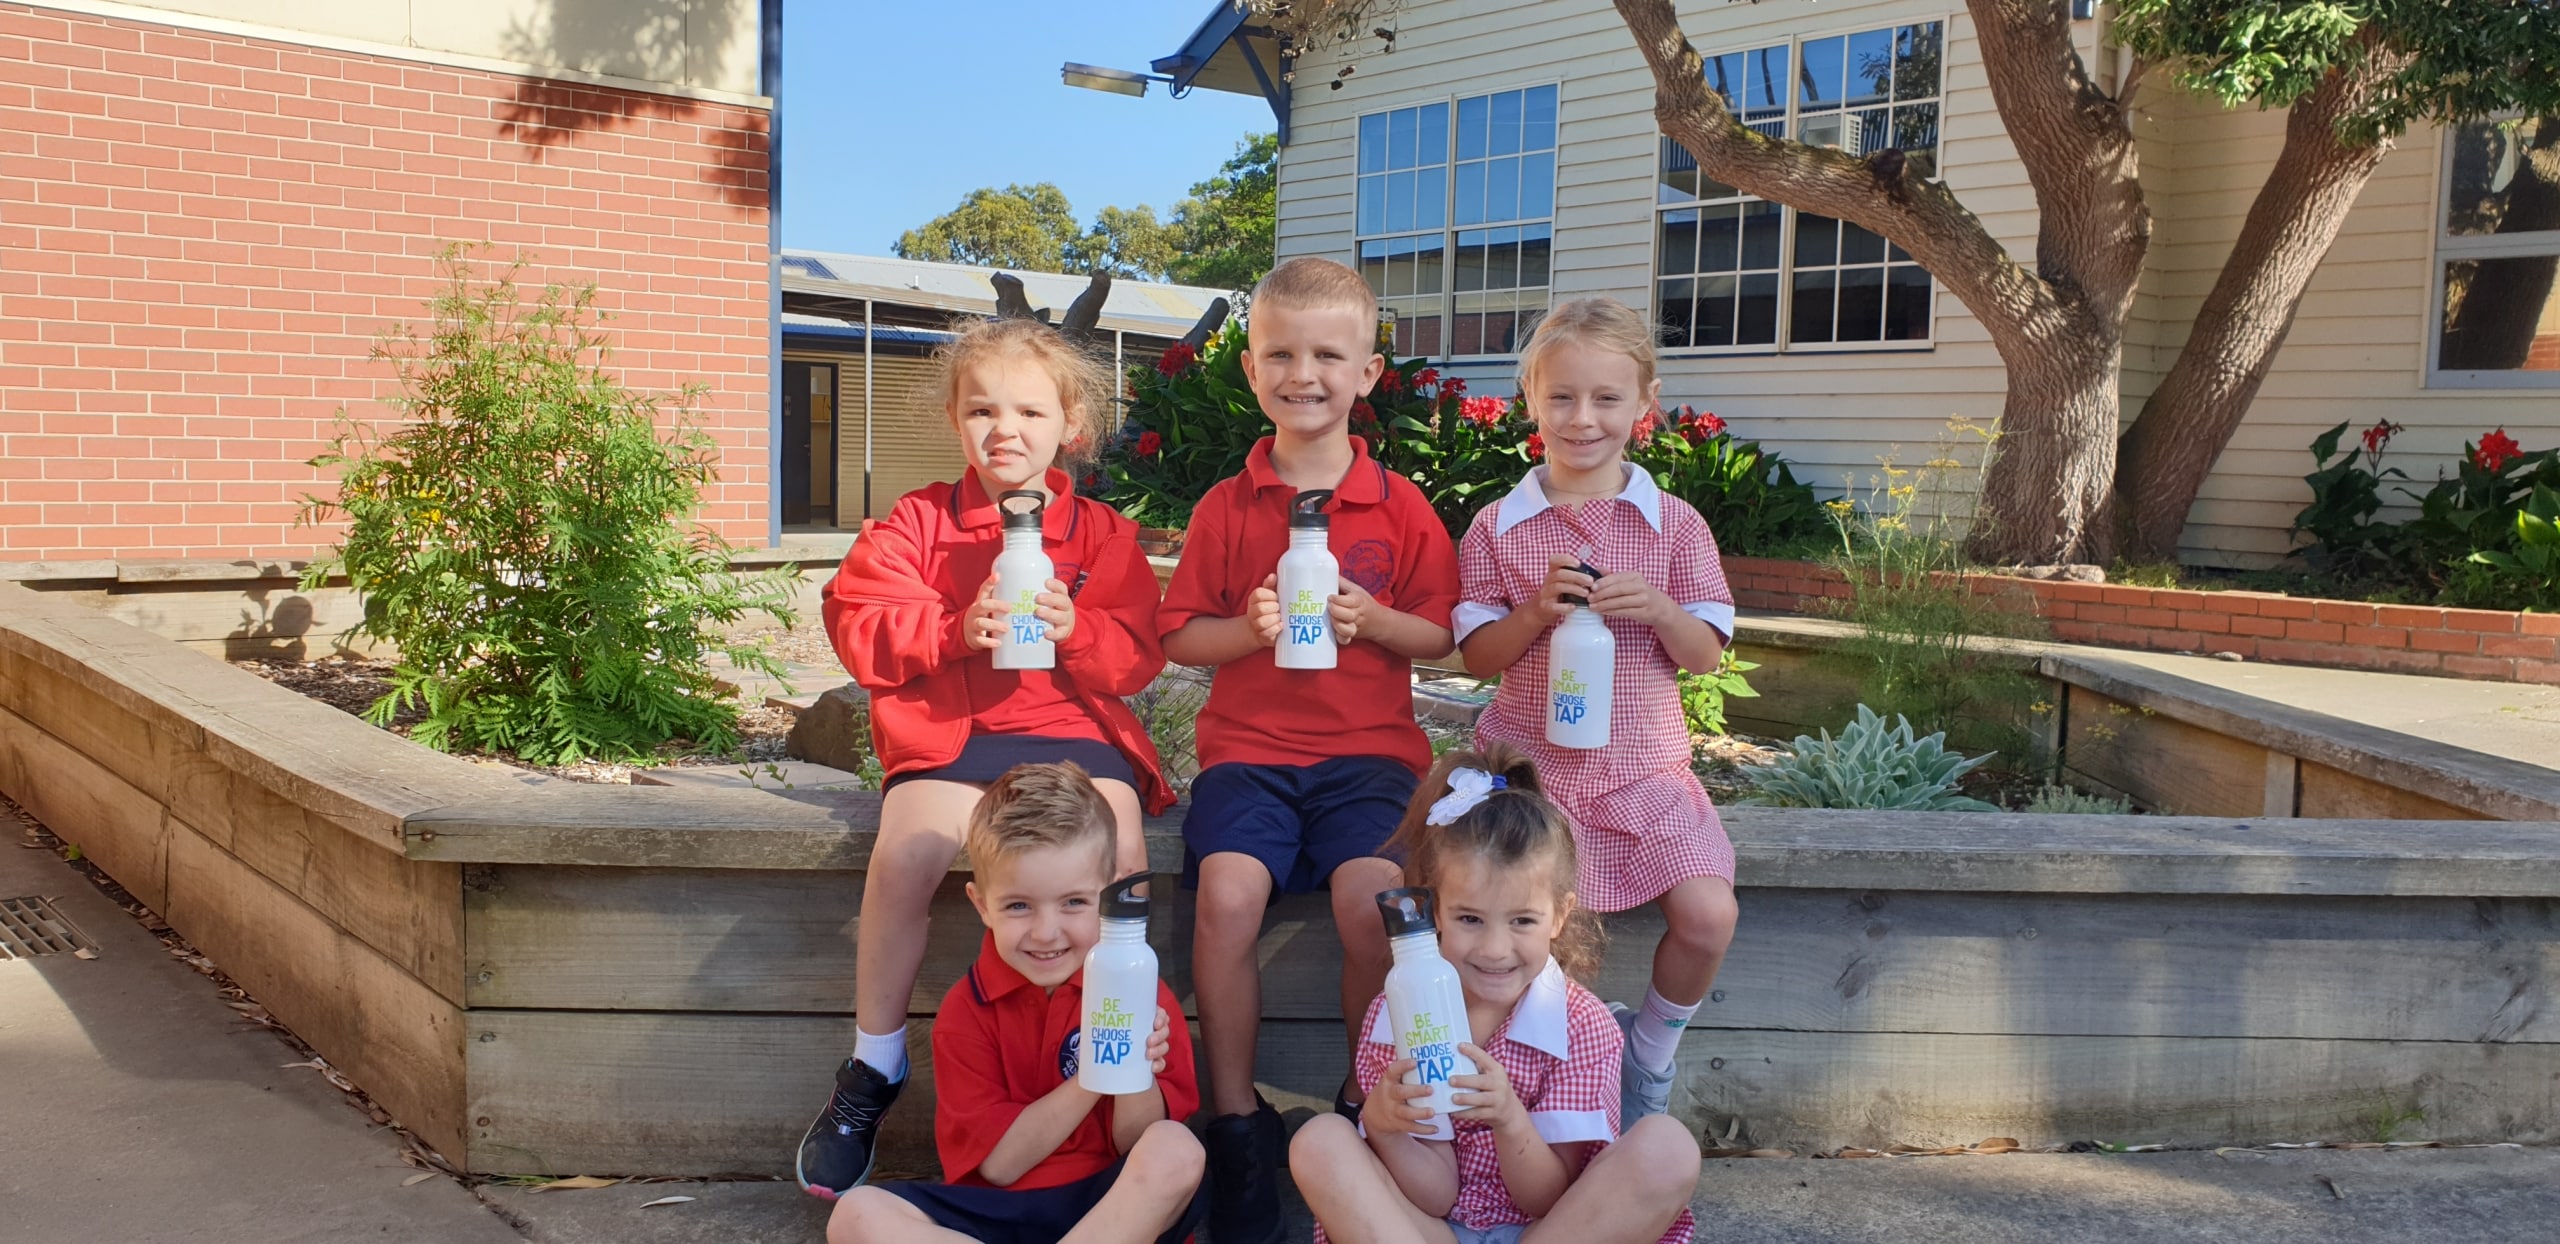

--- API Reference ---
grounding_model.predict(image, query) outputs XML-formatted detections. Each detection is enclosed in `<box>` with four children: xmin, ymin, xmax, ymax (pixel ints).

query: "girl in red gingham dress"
<box><xmin>1291</xmin><ymin>746</ymin><xmax>1701</xmax><ymax>1244</ymax></box>
<box><xmin>1452</xmin><ymin>298</ymin><xmax>1740</xmax><ymax>1126</ymax></box>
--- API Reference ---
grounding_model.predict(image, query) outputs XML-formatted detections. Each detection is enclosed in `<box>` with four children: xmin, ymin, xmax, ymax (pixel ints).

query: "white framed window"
<box><xmin>1358</xmin><ymin>84</ymin><xmax>1558</xmax><ymax>359</ymax></box>
<box><xmin>2430</xmin><ymin>115</ymin><xmax>2560</xmax><ymax>388</ymax></box>
<box><xmin>1656</xmin><ymin>22</ymin><xmax>1942</xmax><ymax>353</ymax></box>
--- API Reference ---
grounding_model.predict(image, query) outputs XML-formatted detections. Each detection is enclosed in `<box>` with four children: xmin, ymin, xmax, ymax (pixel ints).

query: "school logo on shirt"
<box><xmin>1342</xmin><ymin>539</ymin><xmax>1394</xmax><ymax>598</ymax></box>
<box><xmin>1058</xmin><ymin>1028</ymin><xmax>1080</xmax><ymax>1080</ymax></box>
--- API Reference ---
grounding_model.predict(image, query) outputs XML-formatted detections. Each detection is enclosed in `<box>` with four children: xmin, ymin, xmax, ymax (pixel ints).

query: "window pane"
<box><xmin>1658</xmin><ymin>277</ymin><xmax>1697</xmax><ymax>349</ymax></box>
<box><xmin>1659</xmin><ymin>136</ymin><xmax>1700</xmax><ymax>203</ymax></box>
<box><xmin>1895</xmin><ymin>103</ymin><xmax>1941</xmax><ymax>179</ymax></box>
<box><xmin>1837</xmin><ymin>267</ymin><xmax>1886</xmax><ymax>341</ymax></box>
<box><xmin>1456</xmin><ymin>161</ymin><xmax>1486</xmax><ymax>226</ymax></box>
<box><xmin>1418</xmin><ymin>102</ymin><xmax>1450</xmax><ymax>167</ymax></box>
<box><xmin>1457</xmin><ymin>94</ymin><xmax>1489</xmax><ymax>161</ymax></box>
<box><xmin>1800</xmin><ymin>112</ymin><xmax>1844</xmax><ymax>150</ymax></box>
<box><xmin>1524</xmin><ymin>84</ymin><xmax>1558</xmax><ymax>152</ymax></box>
<box><xmin>1455</xmin><ymin>311</ymin><xmax>1484</xmax><ymax>356</ymax></box>
<box><xmin>1801</xmin><ymin>36</ymin><xmax>1844</xmax><ymax>109</ymax></box>
<box><xmin>1388</xmin><ymin>107</ymin><xmax>1417</xmax><ymax>170</ymax></box>
<box><xmin>1412</xmin><ymin>311</ymin><xmax>1443</xmax><ymax>357</ymax></box>
<box><xmin>1744</xmin><ymin>45</ymin><xmax>1788</xmax><ymax>122</ymax></box>
<box><xmin>1488</xmin><ymin>155</ymin><xmax>1520</xmax><ymax>221</ymax></box>
<box><xmin>1486</xmin><ymin>308</ymin><xmax>1521</xmax><ymax>354</ymax></box>
<box><xmin>1491</xmin><ymin>90</ymin><xmax>1523</xmax><ymax>156</ymax></box>
<box><xmin>1796</xmin><ymin>214</ymin><xmax>1840</xmax><ymax>267</ymax></box>
<box><xmin>1739</xmin><ymin>273</ymin><xmax>1780</xmax><ymax>344</ymax></box>
<box><xmin>1385</xmin><ymin>235</ymin><xmax>1413</xmax><ymax>297</ymax></box>
<box><xmin>1793</xmin><ymin>270</ymin><xmax>1838</xmax><ymax>344</ymax></box>
<box><xmin>1849</xmin><ymin>107</ymin><xmax>1888</xmax><ymax>158</ymax></box>
<box><xmin>1487</xmin><ymin>232</ymin><xmax>1520</xmax><ymax>291</ymax></box>
<box><xmin>1885</xmin><ymin>264</ymin><xmax>1932</xmax><ymax>339</ymax></box>
<box><xmin>1842</xmin><ymin>220</ymin><xmax>1887</xmax><ymax>265</ymax></box>
<box><xmin>1896</xmin><ymin>23</ymin><xmax>1944</xmax><ymax>100</ymax></box>
<box><xmin>1387</xmin><ymin>170</ymin><xmax>1415</xmax><ymax>233</ymax></box>
<box><xmin>1699</xmin><ymin>202</ymin><xmax>1740</xmax><ymax>273</ymax></box>
<box><xmin>1455</xmin><ymin>231</ymin><xmax>1487</xmax><ymax>292</ymax></box>
<box><xmin>1705</xmin><ymin>51</ymin><xmax>1744</xmax><ymax>105</ymax></box>
<box><xmin>1416</xmin><ymin>166</ymin><xmax>1447</xmax><ymax>230</ymax></box>
<box><xmin>1516</xmin><ymin>297</ymin><xmax>1549</xmax><ymax>347</ymax></box>
<box><xmin>1698</xmin><ymin>274</ymin><xmax>1739</xmax><ymax>347</ymax></box>
<box><xmin>1848</xmin><ymin>28</ymin><xmax>1891</xmax><ymax>106</ymax></box>
<box><xmin>1360</xmin><ymin>113</ymin><xmax>1387</xmax><ymax>173</ymax></box>
<box><xmin>1520</xmin><ymin>151</ymin><xmax>1555</xmax><ymax>219</ymax></box>
<box><xmin>1520</xmin><ymin>223</ymin><xmax>1552</xmax><ymax>288</ymax></box>
<box><xmin>1741</xmin><ymin>201</ymin><xmax>1783</xmax><ymax>269</ymax></box>
<box><xmin>2446</xmin><ymin>118</ymin><xmax>2560</xmax><ymax>237</ymax></box>
<box><xmin>1359</xmin><ymin>240</ymin><xmax>1387</xmax><ymax>295</ymax></box>
<box><xmin>1414</xmin><ymin>234</ymin><xmax>1446</xmax><ymax>293</ymax></box>
<box><xmin>2440</xmin><ymin>257</ymin><xmax>2560</xmax><ymax>371</ymax></box>
<box><xmin>1358</xmin><ymin>175</ymin><xmax>1384</xmax><ymax>235</ymax></box>
<box><xmin>1660</xmin><ymin>209</ymin><xmax>1699</xmax><ymax>276</ymax></box>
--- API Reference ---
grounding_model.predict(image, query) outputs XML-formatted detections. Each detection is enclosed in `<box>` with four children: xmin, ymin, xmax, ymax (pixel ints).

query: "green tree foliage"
<box><xmin>1071</xmin><ymin>203</ymin><xmax>1180</xmax><ymax>279</ymax></box>
<box><xmin>893</xmin><ymin>182</ymin><xmax>1089</xmax><ymax>272</ymax></box>
<box><xmin>1165</xmin><ymin>133</ymin><xmax>1279</xmax><ymax>290</ymax></box>
<box><xmin>300</xmin><ymin>250</ymin><xmax>799</xmax><ymax>765</ymax></box>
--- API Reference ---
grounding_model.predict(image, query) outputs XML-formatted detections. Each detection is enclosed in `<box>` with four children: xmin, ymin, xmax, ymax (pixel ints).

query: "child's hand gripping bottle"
<box><xmin>1375</xmin><ymin>886</ymin><xmax>1478</xmax><ymax>1141</ymax></box>
<box><xmin>1547</xmin><ymin>560</ymin><xmax>1614</xmax><ymax>749</ymax></box>
<box><xmin>990</xmin><ymin>489</ymin><xmax>1056</xmax><ymax>671</ymax></box>
<box><xmin>1274</xmin><ymin>488</ymin><xmax>1339</xmax><ymax>670</ymax></box>
<box><xmin>1077</xmin><ymin>874</ymin><xmax>1158</xmax><ymax>1095</ymax></box>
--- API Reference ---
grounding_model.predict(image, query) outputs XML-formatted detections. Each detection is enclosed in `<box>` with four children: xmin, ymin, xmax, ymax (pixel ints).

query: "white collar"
<box><xmin>1493</xmin><ymin>464</ymin><xmax>1664</xmax><ymax>535</ymax></box>
<box><xmin>1364</xmin><ymin>956</ymin><xmax>1573</xmax><ymax>1061</ymax></box>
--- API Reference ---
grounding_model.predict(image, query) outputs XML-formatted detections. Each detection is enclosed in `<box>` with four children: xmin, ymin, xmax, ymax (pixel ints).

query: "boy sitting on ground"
<box><xmin>828</xmin><ymin>763</ymin><xmax>1206</xmax><ymax>1244</ymax></box>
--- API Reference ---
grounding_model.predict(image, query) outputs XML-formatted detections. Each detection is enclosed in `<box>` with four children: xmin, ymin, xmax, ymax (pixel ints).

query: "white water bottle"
<box><xmin>1274</xmin><ymin>488</ymin><xmax>1339</xmax><ymax>670</ymax></box>
<box><xmin>1078</xmin><ymin>874</ymin><xmax>1158</xmax><ymax>1095</ymax></box>
<box><xmin>990</xmin><ymin>489</ymin><xmax>1055</xmax><ymax>670</ymax></box>
<box><xmin>1547</xmin><ymin>562</ymin><xmax>1614</xmax><ymax>749</ymax></box>
<box><xmin>1376</xmin><ymin>887</ymin><xmax>1477</xmax><ymax>1142</ymax></box>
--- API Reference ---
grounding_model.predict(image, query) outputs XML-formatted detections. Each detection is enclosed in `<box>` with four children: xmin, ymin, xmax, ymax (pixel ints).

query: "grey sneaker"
<box><xmin>1610</xmin><ymin>1001</ymin><xmax>1676</xmax><ymax>1123</ymax></box>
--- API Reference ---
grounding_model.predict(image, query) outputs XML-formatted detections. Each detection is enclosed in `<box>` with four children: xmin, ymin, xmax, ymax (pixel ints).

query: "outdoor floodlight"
<box><xmin>1062</xmin><ymin>62</ymin><xmax>1153</xmax><ymax>97</ymax></box>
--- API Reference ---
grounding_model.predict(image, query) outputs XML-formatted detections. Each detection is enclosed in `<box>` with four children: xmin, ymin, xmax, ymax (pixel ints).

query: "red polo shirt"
<box><xmin>931</xmin><ymin>932</ymin><xmax>1200</xmax><ymax>1189</ymax></box>
<box><xmin>1158</xmin><ymin>436</ymin><xmax>1459</xmax><ymax>774</ymax></box>
<box><xmin>823</xmin><ymin>469</ymin><xmax>1176</xmax><ymax>812</ymax></box>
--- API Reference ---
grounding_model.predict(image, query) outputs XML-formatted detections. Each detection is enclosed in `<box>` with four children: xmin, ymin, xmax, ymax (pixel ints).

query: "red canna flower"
<box><xmin>1135</xmin><ymin>430</ymin><xmax>1163</xmax><ymax>457</ymax></box>
<box><xmin>2473</xmin><ymin>428</ymin><xmax>2524</xmax><ymax>472</ymax></box>
<box><xmin>1414</xmin><ymin>367</ymin><xmax>1441</xmax><ymax>390</ymax></box>
<box><xmin>1440</xmin><ymin>376</ymin><xmax>1467</xmax><ymax>399</ymax></box>
<box><xmin>1081</xmin><ymin>471</ymin><xmax>1103</xmax><ymax>491</ymax></box>
<box><xmin>1526</xmin><ymin>432</ymin><xmax>1545</xmax><ymax>461</ymax></box>
<box><xmin>1632</xmin><ymin>412</ymin><xmax>1660</xmax><ymax>445</ymax></box>
<box><xmin>1155</xmin><ymin>343</ymin><xmax>1197</xmax><ymax>376</ymax></box>
<box><xmin>1376</xmin><ymin>369</ymin><xmax>1404</xmax><ymax>394</ymax></box>
<box><xmin>1351</xmin><ymin>399</ymin><xmax>1378</xmax><ymax>425</ymax></box>
<box><xmin>1695</xmin><ymin>409</ymin><xmax>1727</xmax><ymax>436</ymax></box>
<box><xmin>2360</xmin><ymin>419</ymin><xmax>2402</xmax><ymax>460</ymax></box>
<box><xmin>1457</xmin><ymin>395</ymin><xmax>1507</xmax><ymax>427</ymax></box>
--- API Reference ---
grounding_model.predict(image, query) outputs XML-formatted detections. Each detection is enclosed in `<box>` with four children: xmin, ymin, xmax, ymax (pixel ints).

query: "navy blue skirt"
<box><xmin>884</xmin><ymin>733</ymin><xmax>1139</xmax><ymax>791</ymax></box>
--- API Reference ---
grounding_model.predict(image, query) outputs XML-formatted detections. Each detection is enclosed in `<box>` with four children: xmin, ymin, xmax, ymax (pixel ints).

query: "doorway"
<box><xmin>782</xmin><ymin>360</ymin><xmax>838</xmax><ymax>529</ymax></box>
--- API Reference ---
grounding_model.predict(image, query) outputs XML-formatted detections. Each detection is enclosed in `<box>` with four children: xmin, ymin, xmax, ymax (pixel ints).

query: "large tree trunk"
<box><xmin>2114</xmin><ymin>47</ymin><xmax>2405</xmax><ymax>562</ymax></box>
<box><xmin>1978</xmin><ymin>327</ymin><xmax>2125</xmax><ymax>562</ymax></box>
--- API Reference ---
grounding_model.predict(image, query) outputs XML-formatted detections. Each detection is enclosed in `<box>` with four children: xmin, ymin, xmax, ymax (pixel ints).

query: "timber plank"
<box><xmin>2300</xmin><ymin>761</ymin><xmax>2489</xmax><ymax>822</ymax></box>
<box><xmin>160</xmin><ymin>819</ymin><xmax>468</xmax><ymax>1163</ymax></box>
<box><xmin>2063</xmin><ymin>687</ymin><xmax>2272</xmax><ymax>817</ymax></box>
<box><xmin>0</xmin><ymin>701</ymin><xmax>174</xmax><ymax>912</ymax></box>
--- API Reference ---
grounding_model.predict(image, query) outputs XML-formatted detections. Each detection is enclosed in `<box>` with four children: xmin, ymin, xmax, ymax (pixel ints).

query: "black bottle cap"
<box><xmin>1375</xmin><ymin>886</ymin><xmax>1438</xmax><ymax>939</ymax></box>
<box><xmin>998</xmin><ymin>489</ymin><xmax>1045</xmax><ymax>532</ymax></box>
<box><xmin>1102</xmin><ymin>872</ymin><xmax>1149</xmax><ymax>922</ymax></box>
<box><xmin>1560</xmin><ymin>560</ymin><xmax>1602</xmax><ymax>608</ymax></box>
<box><xmin>1289</xmin><ymin>489</ymin><xmax>1336</xmax><ymax>529</ymax></box>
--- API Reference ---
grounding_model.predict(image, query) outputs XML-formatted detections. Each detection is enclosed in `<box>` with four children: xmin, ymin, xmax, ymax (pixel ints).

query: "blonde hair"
<box><xmin>1251</xmin><ymin>255</ymin><xmax>1379</xmax><ymax>321</ymax></box>
<box><xmin>964</xmin><ymin>762</ymin><xmax>1116</xmax><ymax>878</ymax></box>
<box><xmin>933</xmin><ymin>317</ymin><xmax>1110</xmax><ymax>463</ymax></box>
<box><xmin>1517</xmin><ymin>297</ymin><xmax>1659</xmax><ymax>398</ymax></box>
<box><xmin>1381</xmin><ymin>744</ymin><xmax>1603</xmax><ymax>982</ymax></box>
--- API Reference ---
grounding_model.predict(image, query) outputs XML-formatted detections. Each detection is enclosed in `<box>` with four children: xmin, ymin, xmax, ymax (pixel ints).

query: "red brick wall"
<box><xmin>0</xmin><ymin>4</ymin><xmax>771</xmax><ymax>560</ymax></box>
<box><xmin>1724</xmin><ymin>556</ymin><xmax>2560</xmax><ymax>685</ymax></box>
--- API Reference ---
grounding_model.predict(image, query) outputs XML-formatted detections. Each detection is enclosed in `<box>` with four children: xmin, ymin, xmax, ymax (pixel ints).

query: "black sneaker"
<box><xmin>1332</xmin><ymin>1075</ymin><xmax>1363</xmax><ymax>1120</ymax></box>
<box><xmin>1203</xmin><ymin>1098</ymin><xmax>1286</xmax><ymax>1244</ymax></box>
<box><xmin>794</xmin><ymin>1057</ymin><xmax>902</xmax><ymax>1201</ymax></box>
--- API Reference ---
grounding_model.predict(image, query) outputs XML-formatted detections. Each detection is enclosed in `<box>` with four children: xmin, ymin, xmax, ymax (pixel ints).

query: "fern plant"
<box><xmin>1742</xmin><ymin>705</ymin><xmax>1998</xmax><ymax>811</ymax></box>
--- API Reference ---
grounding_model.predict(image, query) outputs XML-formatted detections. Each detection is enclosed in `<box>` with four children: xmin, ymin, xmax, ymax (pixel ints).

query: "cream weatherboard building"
<box><xmin>1152</xmin><ymin>0</ymin><xmax>2560</xmax><ymax>566</ymax></box>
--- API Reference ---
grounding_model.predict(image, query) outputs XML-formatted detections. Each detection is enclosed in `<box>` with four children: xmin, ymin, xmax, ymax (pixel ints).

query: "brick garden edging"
<box><xmin>1723</xmin><ymin>556</ymin><xmax>2560</xmax><ymax>685</ymax></box>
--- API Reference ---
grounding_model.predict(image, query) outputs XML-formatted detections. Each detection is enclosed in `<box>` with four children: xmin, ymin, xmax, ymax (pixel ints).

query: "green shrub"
<box><xmin>1741</xmin><ymin>705</ymin><xmax>1997</xmax><ymax>811</ymax></box>
<box><xmin>1641</xmin><ymin>405</ymin><xmax>1828</xmax><ymax>554</ymax></box>
<box><xmin>1679</xmin><ymin>648</ymin><xmax>1761</xmax><ymax>737</ymax></box>
<box><xmin>2291</xmin><ymin>419</ymin><xmax>2560</xmax><ymax>605</ymax></box>
<box><xmin>300</xmin><ymin>250</ymin><xmax>798</xmax><ymax>765</ymax></box>
<box><xmin>2020</xmin><ymin>782</ymin><xmax>2133</xmax><ymax>815</ymax></box>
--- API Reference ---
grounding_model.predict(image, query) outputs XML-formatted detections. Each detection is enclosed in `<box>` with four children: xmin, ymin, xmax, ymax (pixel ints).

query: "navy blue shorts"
<box><xmin>882</xmin><ymin>1160</ymin><xmax>1207</xmax><ymax>1244</ymax></box>
<box><xmin>885</xmin><ymin>734</ymin><xmax>1138</xmax><ymax>791</ymax></box>
<box><xmin>1181</xmin><ymin>755</ymin><xmax>1416</xmax><ymax>894</ymax></box>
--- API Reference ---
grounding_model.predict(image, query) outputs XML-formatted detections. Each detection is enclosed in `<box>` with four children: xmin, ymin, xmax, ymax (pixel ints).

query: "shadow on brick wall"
<box><xmin>490</xmin><ymin>0</ymin><xmax>770</xmax><ymax>212</ymax></box>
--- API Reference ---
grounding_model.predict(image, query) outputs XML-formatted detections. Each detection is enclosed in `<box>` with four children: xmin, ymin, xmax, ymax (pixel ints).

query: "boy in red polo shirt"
<box><xmin>1158</xmin><ymin>256</ymin><xmax>1462</xmax><ymax>1244</ymax></box>
<box><xmin>827</xmin><ymin>763</ymin><xmax>1205</xmax><ymax>1244</ymax></box>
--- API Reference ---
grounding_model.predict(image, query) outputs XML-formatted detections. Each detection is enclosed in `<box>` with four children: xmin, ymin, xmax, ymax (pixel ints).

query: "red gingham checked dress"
<box><xmin>1313</xmin><ymin>959</ymin><xmax>1698</xmax><ymax>1244</ymax></box>
<box><xmin>1455</xmin><ymin>466</ymin><xmax>1736</xmax><ymax>912</ymax></box>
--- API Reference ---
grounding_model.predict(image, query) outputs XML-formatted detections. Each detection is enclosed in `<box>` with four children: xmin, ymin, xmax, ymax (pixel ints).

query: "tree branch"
<box><xmin>1967</xmin><ymin>0</ymin><xmax>2149</xmax><ymax>319</ymax></box>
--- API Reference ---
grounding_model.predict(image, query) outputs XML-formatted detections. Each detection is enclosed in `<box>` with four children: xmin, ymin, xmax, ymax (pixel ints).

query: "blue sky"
<box><xmin>779</xmin><ymin>2</ymin><xmax>1273</xmax><ymax>259</ymax></box>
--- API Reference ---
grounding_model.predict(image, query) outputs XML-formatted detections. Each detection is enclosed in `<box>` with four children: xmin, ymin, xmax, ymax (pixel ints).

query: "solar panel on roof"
<box><xmin>780</xmin><ymin>256</ymin><xmax>838</xmax><ymax>281</ymax></box>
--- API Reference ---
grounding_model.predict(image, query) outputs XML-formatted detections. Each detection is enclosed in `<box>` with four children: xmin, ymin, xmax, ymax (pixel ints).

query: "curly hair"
<box><xmin>932</xmin><ymin>316</ymin><xmax>1111</xmax><ymax>464</ymax></box>
<box><xmin>1381</xmin><ymin>743</ymin><xmax>1604</xmax><ymax>982</ymax></box>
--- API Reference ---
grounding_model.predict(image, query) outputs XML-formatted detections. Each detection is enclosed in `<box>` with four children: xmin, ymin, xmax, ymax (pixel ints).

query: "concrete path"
<box><xmin>2082</xmin><ymin>645</ymin><xmax>2560</xmax><ymax>771</ymax></box>
<box><xmin>0</xmin><ymin>837</ymin><xmax>520</xmax><ymax>1244</ymax></box>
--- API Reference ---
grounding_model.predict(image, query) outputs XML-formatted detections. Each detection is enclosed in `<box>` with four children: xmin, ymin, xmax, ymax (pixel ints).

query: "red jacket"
<box><xmin>823</xmin><ymin>470</ymin><xmax>1175</xmax><ymax>813</ymax></box>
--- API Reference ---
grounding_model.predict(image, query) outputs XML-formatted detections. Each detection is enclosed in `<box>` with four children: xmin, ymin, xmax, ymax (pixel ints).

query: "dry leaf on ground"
<box><xmin>639</xmin><ymin>1196</ymin><xmax>697</xmax><ymax>1208</ymax></box>
<box><xmin>528</xmin><ymin>1176</ymin><xmax>620</xmax><ymax>1192</ymax></box>
<box><xmin>402</xmin><ymin>1173</ymin><xmax>437</xmax><ymax>1187</ymax></box>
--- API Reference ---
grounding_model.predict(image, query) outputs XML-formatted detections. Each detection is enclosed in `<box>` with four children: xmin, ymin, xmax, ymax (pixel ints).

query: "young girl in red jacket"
<box><xmin>795</xmin><ymin>316</ymin><xmax>1175</xmax><ymax>1201</ymax></box>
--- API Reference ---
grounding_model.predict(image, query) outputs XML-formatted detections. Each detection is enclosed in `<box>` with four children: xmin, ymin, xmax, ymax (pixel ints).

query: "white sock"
<box><xmin>1629</xmin><ymin>987</ymin><xmax>1701</xmax><ymax>1074</ymax></box>
<box><xmin>854</xmin><ymin>1024</ymin><xmax>908</xmax><ymax>1083</ymax></box>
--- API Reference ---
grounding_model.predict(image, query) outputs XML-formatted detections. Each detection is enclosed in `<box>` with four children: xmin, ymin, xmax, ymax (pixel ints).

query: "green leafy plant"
<box><xmin>1679</xmin><ymin>648</ymin><xmax>1761</xmax><ymax>737</ymax></box>
<box><xmin>2292</xmin><ymin>419</ymin><xmax>2413</xmax><ymax>579</ymax></box>
<box><xmin>1640</xmin><ymin>406</ymin><xmax>1828</xmax><ymax>554</ymax></box>
<box><xmin>300</xmin><ymin>248</ymin><xmax>798</xmax><ymax>766</ymax></box>
<box><xmin>2020</xmin><ymin>782</ymin><xmax>2133</xmax><ymax>815</ymax></box>
<box><xmin>2462</xmin><ymin>482</ymin><xmax>2560</xmax><ymax>611</ymax></box>
<box><xmin>1741</xmin><ymin>705</ymin><xmax>1997</xmax><ymax>811</ymax></box>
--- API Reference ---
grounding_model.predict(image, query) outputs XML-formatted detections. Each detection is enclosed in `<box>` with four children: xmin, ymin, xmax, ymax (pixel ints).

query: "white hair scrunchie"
<box><xmin>1425</xmin><ymin>767</ymin><xmax>1509</xmax><ymax>826</ymax></box>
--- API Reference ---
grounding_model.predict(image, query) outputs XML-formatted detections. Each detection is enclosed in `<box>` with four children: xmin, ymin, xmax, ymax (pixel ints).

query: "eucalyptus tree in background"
<box><xmin>1612</xmin><ymin>0</ymin><xmax>2560</xmax><ymax>565</ymax></box>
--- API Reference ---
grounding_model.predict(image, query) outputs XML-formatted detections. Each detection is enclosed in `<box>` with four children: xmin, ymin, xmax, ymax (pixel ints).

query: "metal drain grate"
<box><xmin>0</xmin><ymin>896</ymin><xmax>96</xmax><ymax>960</ymax></box>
